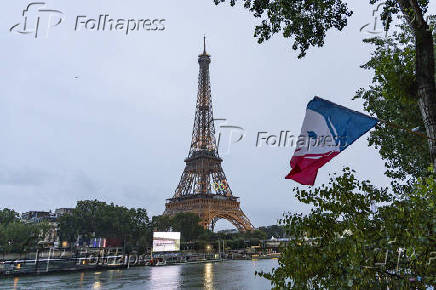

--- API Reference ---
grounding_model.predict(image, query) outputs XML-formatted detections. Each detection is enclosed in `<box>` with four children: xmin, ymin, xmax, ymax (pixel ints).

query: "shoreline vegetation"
<box><xmin>0</xmin><ymin>200</ymin><xmax>286</xmax><ymax>277</ymax></box>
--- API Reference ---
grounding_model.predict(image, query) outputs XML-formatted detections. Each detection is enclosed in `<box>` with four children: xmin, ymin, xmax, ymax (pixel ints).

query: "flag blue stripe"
<box><xmin>307</xmin><ymin>96</ymin><xmax>378</xmax><ymax>151</ymax></box>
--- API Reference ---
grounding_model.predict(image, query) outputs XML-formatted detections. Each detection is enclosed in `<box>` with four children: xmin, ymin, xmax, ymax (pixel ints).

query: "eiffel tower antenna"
<box><xmin>164</xmin><ymin>40</ymin><xmax>253</xmax><ymax>232</ymax></box>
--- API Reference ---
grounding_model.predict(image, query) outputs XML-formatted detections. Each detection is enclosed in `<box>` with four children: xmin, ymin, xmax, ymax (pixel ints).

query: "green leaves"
<box><xmin>0</xmin><ymin>208</ymin><xmax>19</xmax><ymax>226</ymax></box>
<box><xmin>0</xmin><ymin>209</ymin><xmax>44</xmax><ymax>254</ymax></box>
<box><xmin>211</xmin><ymin>0</ymin><xmax>435</xmax><ymax>287</ymax></box>
<box><xmin>167</xmin><ymin>213</ymin><xmax>205</xmax><ymax>242</ymax></box>
<box><xmin>355</xmin><ymin>24</ymin><xmax>431</xmax><ymax>184</ymax></box>
<box><xmin>57</xmin><ymin>200</ymin><xmax>151</xmax><ymax>253</ymax></box>
<box><xmin>214</xmin><ymin>0</ymin><xmax>352</xmax><ymax>58</ymax></box>
<box><xmin>0</xmin><ymin>221</ymin><xmax>43</xmax><ymax>254</ymax></box>
<box><xmin>258</xmin><ymin>168</ymin><xmax>436</xmax><ymax>288</ymax></box>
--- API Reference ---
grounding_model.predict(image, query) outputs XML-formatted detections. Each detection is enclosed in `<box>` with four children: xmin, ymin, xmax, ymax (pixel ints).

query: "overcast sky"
<box><xmin>1</xmin><ymin>1</ymin><xmax>434</xmax><ymax>229</ymax></box>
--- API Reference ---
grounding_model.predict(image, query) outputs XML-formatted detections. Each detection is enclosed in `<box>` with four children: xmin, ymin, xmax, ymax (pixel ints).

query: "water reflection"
<box><xmin>79</xmin><ymin>272</ymin><xmax>85</xmax><ymax>288</ymax></box>
<box><xmin>150</xmin><ymin>262</ymin><xmax>182</xmax><ymax>289</ymax></box>
<box><xmin>13</xmin><ymin>277</ymin><xmax>19</xmax><ymax>289</ymax></box>
<box><xmin>0</xmin><ymin>259</ymin><xmax>277</xmax><ymax>289</ymax></box>
<box><xmin>93</xmin><ymin>281</ymin><xmax>102</xmax><ymax>289</ymax></box>
<box><xmin>203</xmin><ymin>263</ymin><xmax>214</xmax><ymax>289</ymax></box>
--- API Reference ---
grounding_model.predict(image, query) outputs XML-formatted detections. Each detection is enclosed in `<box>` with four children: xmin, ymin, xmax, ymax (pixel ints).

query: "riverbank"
<box><xmin>0</xmin><ymin>252</ymin><xmax>280</xmax><ymax>277</ymax></box>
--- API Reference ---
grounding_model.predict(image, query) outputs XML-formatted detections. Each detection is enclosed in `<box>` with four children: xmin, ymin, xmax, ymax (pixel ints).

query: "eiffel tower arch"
<box><xmin>164</xmin><ymin>38</ymin><xmax>254</xmax><ymax>232</ymax></box>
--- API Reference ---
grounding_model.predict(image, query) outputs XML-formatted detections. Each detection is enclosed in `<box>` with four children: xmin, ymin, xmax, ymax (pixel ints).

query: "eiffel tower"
<box><xmin>164</xmin><ymin>38</ymin><xmax>254</xmax><ymax>232</ymax></box>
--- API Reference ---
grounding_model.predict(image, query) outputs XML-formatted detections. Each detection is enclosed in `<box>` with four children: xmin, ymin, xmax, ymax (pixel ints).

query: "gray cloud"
<box><xmin>0</xmin><ymin>168</ymin><xmax>50</xmax><ymax>186</ymax></box>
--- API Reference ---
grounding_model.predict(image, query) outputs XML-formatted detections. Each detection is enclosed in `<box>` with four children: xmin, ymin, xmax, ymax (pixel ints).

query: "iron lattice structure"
<box><xmin>164</xmin><ymin>39</ymin><xmax>253</xmax><ymax>232</ymax></box>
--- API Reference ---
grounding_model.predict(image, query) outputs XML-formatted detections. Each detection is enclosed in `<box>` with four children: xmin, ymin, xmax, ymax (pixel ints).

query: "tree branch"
<box><xmin>396</xmin><ymin>0</ymin><xmax>427</xmax><ymax>30</ymax></box>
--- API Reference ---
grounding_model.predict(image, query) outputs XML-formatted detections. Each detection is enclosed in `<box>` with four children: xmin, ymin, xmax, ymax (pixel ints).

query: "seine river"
<box><xmin>0</xmin><ymin>259</ymin><xmax>277</xmax><ymax>289</ymax></box>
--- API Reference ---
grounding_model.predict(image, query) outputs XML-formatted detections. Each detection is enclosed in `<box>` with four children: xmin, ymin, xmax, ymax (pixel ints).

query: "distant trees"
<box><xmin>150</xmin><ymin>214</ymin><xmax>173</xmax><ymax>232</ymax></box>
<box><xmin>151</xmin><ymin>213</ymin><xmax>207</xmax><ymax>243</ymax></box>
<box><xmin>58</xmin><ymin>201</ymin><xmax>219</xmax><ymax>252</ymax></box>
<box><xmin>154</xmin><ymin>216</ymin><xmax>272</xmax><ymax>251</ymax></box>
<box><xmin>0</xmin><ymin>208</ymin><xmax>19</xmax><ymax>225</ymax></box>
<box><xmin>0</xmin><ymin>209</ymin><xmax>47</xmax><ymax>254</ymax></box>
<box><xmin>3</xmin><ymin>200</ymin><xmax>282</xmax><ymax>255</ymax></box>
<box><xmin>258</xmin><ymin>225</ymin><xmax>286</xmax><ymax>239</ymax></box>
<box><xmin>59</xmin><ymin>202</ymin><xmax>261</xmax><ymax>252</ymax></box>
<box><xmin>151</xmin><ymin>213</ymin><xmax>273</xmax><ymax>248</ymax></box>
<box><xmin>209</xmin><ymin>229</ymin><xmax>268</xmax><ymax>251</ymax></box>
<box><xmin>57</xmin><ymin>200</ymin><xmax>151</xmax><ymax>253</ymax></box>
<box><xmin>170</xmin><ymin>213</ymin><xmax>206</xmax><ymax>242</ymax></box>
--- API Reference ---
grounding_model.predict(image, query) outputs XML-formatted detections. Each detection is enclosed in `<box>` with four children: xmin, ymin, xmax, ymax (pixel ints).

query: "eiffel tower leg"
<box><xmin>210</xmin><ymin>217</ymin><xmax>219</xmax><ymax>232</ymax></box>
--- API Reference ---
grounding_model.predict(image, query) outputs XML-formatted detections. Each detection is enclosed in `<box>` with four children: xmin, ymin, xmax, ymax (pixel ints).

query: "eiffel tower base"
<box><xmin>164</xmin><ymin>195</ymin><xmax>254</xmax><ymax>232</ymax></box>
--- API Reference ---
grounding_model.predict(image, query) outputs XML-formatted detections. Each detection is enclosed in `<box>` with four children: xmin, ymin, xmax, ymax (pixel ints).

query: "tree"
<box><xmin>258</xmin><ymin>225</ymin><xmax>286</xmax><ymax>239</ymax></box>
<box><xmin>151</xmin><ymin>214</ymin><xmax>173</xmax><ymax>232</ymax></box>
<box><xmin>151</xmin><ymin>213</ymin><xmax>207</xmax><ymax>242</ymax></box>
<box><xmin>213</xmin><ymin>1</ymin><xmax>435</xmax><ymax>287</ymax></box>
<box><xmin>129</xmin><ymin>208</ymin><xmax>150</xmax><ymax>245</ymax></box>
<box><xmin>57</xmin><ymin>200</ymin><xmax>151</xmax><ymax>251</ymax></box>
<box><xmin>214</xmin><ymin>0</ymin><xmax>436</xmax><ymax>168</ymax></box>
<box><xmin>0</xmin><ymin>208</ymin><xmax>19</xmax><ymax>226</ymax></box>
<box><xmin>0</xmin><ymin>208</ymin><xmax>47</xmax><ymax>254</ymax></box>
<box><xmin>355</xmin><ymin>22</ymin><xmax>435</xmax><ymax>187</ymax></box>
<box><xmin>57</xmin><ymin>213</ymin><xmax>79</xmax><ymax>243</ymax></box>
<box><xmin>215</xmin><ymin>0</ymin><xmax>353</xmax><ymax>58</ymax></box>
<box><xmin>257</xmin><ymin>168</ymin><xmax>435</xmax><ymax>288</ymax></box>
<box><xmin>245</xmin><ymin>15</ymin><xmax>436</xmax><ymax>289</ymax></box>
<box><xmin>0</xmin><ymin>221</ymin><xmax>47</xmax><ymax>254</ymax></box>
<box><xmin>171</xmin><ymin>213</ymin><xmax>205</xmax><ymax>242</ymax></box>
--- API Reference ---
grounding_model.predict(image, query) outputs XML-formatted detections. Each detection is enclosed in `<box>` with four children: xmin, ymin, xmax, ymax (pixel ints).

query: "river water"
<box><xmin>0</xmin><ymin>259</ymin><xmax>277</xmax><ymax>289</ymax></box>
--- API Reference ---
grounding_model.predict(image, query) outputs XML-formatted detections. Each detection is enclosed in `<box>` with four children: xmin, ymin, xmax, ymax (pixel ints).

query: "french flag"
<box><xmin>285</xmin><ymin>97</ymin><xmax>378</xmax><ymax>185</ymax></box>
